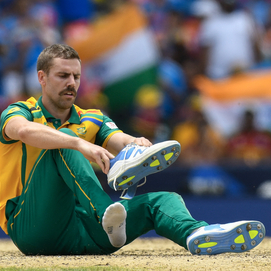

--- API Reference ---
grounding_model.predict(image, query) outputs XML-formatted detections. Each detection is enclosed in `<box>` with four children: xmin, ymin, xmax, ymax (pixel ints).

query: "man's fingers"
<box><xmin>133</xmin><ymin>137</ymin><xmax>152</xmax><ymax>147</ymax></box>
<box><xmin>80</xmin><ymin>142</ymin><xmax>115</xmax><ymax>174</ymax></box>
<box><xmin>108</xmin><ymin>152</ymin><xmax>115</xmax><ymax>159</ymax></box>
<box><xmin>99</xmin><ymin>162</ymin><xmax>106</xmax><ymax>174</ymax></box>
<box><xmin>100</xmin><ymin>152</ymin><xmax>113</xmax><ymax>174</ymax></box>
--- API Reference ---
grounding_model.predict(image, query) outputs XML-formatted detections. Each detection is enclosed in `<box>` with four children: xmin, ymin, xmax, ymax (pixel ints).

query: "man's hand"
<box><xmin>77</xmin><ymin>140</ymin><xmax>115</xmax><ymax>174</ymax></box>
<box><xmin>132</xmin><ymin>137</ymin><xmax>152</xmax><ymax>147</ymax></box>
<box><xmin>106</xmin><ymin>133</ymin><xmax>153</xmax><ymax>155</ymax></box>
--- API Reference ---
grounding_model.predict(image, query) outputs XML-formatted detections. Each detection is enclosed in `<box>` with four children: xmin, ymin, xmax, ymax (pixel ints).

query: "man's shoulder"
<box><xmin>1</xmin><ymin>97</ymin><xmax>38</xmax><ymax>123</ymax></box>
<box><xmin>73</xmin><ymin>105</ymin><xmax>103</xmax><ymax>117</ymax></box>
<box><xmin>8</xmin><ymin>97</ymin><xmax>38</xmax><ymax>110</ymax></box>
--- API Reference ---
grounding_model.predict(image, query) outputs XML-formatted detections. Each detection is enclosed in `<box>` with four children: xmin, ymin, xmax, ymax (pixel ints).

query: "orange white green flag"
<box><xmin>65</xmin><ymin>3</ymin><xmax>159</xmax><ymax>114</ymax></box>
<box><xmin>193</xmin><ymin>70</ymin><xmax>271</xmax><ymax>137</ymax></box>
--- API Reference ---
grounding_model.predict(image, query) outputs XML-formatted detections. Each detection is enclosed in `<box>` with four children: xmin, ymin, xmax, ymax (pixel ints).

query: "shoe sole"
<box><xmin>188</xmin><ymin>221</ymin><xmax>265</xmax><ymax>255</ymax></box>
<box><xmin>108</xmin><ymin>140</ymin><xmax>181</xmax><ymax>191</ymax></box>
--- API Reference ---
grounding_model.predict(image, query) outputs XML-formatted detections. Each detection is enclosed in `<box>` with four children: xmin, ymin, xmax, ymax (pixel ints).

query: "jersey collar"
<box><xmin>38</xmin><ymin>96</ymin><xmax>80</xmax><ymax>124</ymax></box>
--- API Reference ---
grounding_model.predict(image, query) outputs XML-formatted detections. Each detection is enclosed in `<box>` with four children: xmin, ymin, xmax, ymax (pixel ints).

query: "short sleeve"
<box><xmin>0</xmin><ymin>102</ymin><xmax>33</xmax><ymax>143</ymax></box>
<box><xmin>94</xmin><ymin>115</ymin><xmax>122</xmax><ymax>147</ymax></box>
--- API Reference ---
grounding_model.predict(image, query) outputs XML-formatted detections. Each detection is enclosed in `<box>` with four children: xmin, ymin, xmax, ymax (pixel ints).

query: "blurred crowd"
<box><xmin>2</xmin><ymin>0</ymin><xmax>271</xmax><ymax>169</ymax></box>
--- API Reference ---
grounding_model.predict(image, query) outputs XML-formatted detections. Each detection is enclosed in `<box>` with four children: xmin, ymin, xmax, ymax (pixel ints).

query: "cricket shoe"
<box><xmin>187</xmin><ymin>220</ymin><xmax>265</xmax><ymax>255</ymax></box>
<box><xmin>107</xmin><ymin>140</ymin><xmax>181</xmax><ymax>199</ymax></box>
<box><xmin>102</xmin><ymin>202</ymin><xmax>127</xmax><ymax>247</ymax></box>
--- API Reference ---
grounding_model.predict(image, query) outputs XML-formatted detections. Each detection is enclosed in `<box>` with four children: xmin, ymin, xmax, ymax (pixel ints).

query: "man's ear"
<box><xmin>37</xmin><ymin>70</ymin><xmax>46</xmax><ymax>86</ymax></box>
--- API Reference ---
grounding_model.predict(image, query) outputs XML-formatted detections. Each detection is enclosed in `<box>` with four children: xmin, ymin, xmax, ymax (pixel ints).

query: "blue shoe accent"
<box><xmin>110</xmin><ymin>145</ymin><xmax>147</xmax><ymax>168</ymax></box>
<box><xmin>107</xmin><ymin>140</ymin><xmax>181</xmax><ymax>199</ymax></box>
<box><xmin>187</xmin><ymin>221</ymin><xmax>265</xmax><ymax>255</ymax></box>
<box><xmin>120</xmin><ymin>183</ymin><xmax>139</xmax><ymax>200</ymax></box>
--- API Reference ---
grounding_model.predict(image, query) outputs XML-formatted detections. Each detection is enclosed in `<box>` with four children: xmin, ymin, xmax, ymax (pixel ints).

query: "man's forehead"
<box><xmin>51</xmin><ymin>58</ymin><xmax>81</xmax><ymax>72</ymax></box>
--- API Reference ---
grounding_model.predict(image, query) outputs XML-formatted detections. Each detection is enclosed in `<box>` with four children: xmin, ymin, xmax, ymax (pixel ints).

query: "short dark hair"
<box><xmin>37</xmin><ymin>44</ymin><xmax>81</xmax><ymax>74</ymax></box>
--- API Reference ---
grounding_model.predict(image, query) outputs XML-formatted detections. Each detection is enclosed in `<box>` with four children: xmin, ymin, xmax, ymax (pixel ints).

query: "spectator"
<box><xmin>56</xmin><ymin>0</ymin><xmax>96</xmax><ymax>27</ymax></box>
<box><xmin>158</xmin><ymin>41</ymin><xmax>188</xmax><ymax>129</ymax></box>
<box><xmin>225</xmin><ymin>109</ymin><xmax>271</xmax><ymax>166</ymax></box>
<box><xmin>197</xmin><ymin>0</ymin><xmax>262</xmax><ymax>79</ymax></box>
<box><xmin>171</xmin><ymin>95</ymin><xmax>226</xmax><ymax>166</ymax></box>
<box><xmin>0</xmin><ymin>0</ymin><xmax>61</xmax><ymax>105</ymax></box>
<box><xmin>130</xmin><ymin>85</ymin><xmax>163</xmax><ymax>141</ymax></box>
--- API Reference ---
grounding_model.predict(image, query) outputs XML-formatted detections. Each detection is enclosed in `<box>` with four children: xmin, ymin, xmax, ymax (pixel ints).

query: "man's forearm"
<box><xmin>5</xmin><ymin>117</ymin><xmax>81</xmax><ymax>151</ymax></box>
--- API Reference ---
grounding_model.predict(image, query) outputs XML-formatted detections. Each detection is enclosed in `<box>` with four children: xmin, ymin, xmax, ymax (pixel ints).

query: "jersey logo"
<box><xmin>30</xmin><ymin>106</ymin><xmax>41</xmax><ymax>113</ymax></box>
<box><xmin>77</xmin><ymin>127</ymin><xmax>87</xmax><ymax>135</ymax></box>
<box><xmin>7</xmin><ymin>107</ymin><xmax>21</xmax><ymax>115</ymax></box>
<box><xmin>106</xmin><ymin>122</ymin><xmax>118</xmax><ymax>129</ymax></box>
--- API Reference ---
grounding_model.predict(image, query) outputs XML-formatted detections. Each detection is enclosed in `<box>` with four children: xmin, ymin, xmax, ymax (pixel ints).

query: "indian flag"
<box><xmin>66</xmin><ymin>3</ymin><xmax>159</xmax><ymax>114</ymax></box>
<box><xmin>193</xmin><ymin>70</ymin><xmax>271</xmax><ymax>137</ymax></box>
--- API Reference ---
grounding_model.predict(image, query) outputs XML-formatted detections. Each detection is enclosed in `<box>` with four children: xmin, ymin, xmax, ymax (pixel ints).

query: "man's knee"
<box><xmin>157</xmin><ymin>191</ymin><xmax>185</xmax><ymax>206</ymax></box>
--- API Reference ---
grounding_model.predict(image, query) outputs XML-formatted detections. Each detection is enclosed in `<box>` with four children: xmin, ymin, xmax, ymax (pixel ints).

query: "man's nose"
<box><xmin>67</xmin><ymin>75</ymin><xmax>75</xmax><ymax>87</ymax></box>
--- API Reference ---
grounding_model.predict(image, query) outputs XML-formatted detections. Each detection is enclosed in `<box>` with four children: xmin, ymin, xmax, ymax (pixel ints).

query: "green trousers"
<box><xmin>6</xmin><ymin>129</ymin><xmax>208</xmax><ymax>255</ymax></box>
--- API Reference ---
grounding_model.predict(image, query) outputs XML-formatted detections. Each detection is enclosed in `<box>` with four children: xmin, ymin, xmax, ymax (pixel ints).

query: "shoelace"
<box><xmin>113</xmin><ymin>143</ymin><xmax>147</xmax><ymax>191</ymax></box>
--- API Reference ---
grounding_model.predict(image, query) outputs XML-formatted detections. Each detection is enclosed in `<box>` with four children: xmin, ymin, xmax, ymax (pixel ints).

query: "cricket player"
<box><xmin>0</xmin><ymin>44</ymin><xmax>265</xmax><ymax>256</ymax></box>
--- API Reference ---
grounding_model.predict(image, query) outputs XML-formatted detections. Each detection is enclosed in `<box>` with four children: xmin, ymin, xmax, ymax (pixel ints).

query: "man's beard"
<box><xmin>52</xmin><ymin>87</ymin><xmax>77</xmax><ymax>110</ymax></box>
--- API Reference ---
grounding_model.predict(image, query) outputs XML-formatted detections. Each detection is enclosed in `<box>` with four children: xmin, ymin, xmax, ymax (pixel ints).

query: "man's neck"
<box><xmin>41</xmin><ymin>97</ymin><xmax>72</xmax><ymax>124</ymax></box>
